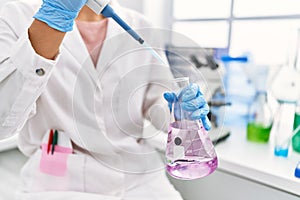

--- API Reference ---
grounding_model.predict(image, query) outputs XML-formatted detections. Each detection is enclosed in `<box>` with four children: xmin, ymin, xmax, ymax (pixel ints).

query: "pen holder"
<box><xmin>39</xmin><ymin>130</ymin><xmax>73</xmax><ymax>176</ymax></box>
<box><xmin>40</xmin><ymin>144</ymin><xmax>72</xmax><ymax>176</ymax></box>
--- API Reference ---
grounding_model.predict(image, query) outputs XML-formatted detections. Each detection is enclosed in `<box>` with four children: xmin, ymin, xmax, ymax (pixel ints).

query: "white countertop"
<box><xmin>2</xmin><ymin>123</ymin><xmax>300</xmax><ymax>196</ymax></box>
<box><xmin>216</xmin><ymin>125</ymin><xmax>300</xmax><ymax>196</ymax></box>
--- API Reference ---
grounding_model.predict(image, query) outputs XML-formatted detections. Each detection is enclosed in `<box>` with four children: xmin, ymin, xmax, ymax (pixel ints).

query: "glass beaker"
<box><xmin>165</xmin><ymin>77</ymin><xmax>218</xmax><ymax>180</ymax></box>
<box><xmin>247</xmin><ymin>91</ymin><xmax>273</xmax><ymax>143</ymax></box>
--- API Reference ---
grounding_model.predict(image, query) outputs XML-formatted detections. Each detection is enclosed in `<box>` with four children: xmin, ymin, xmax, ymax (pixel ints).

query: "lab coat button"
<box><xmin>137</xmin><ymin>138</ymin><xmax>144</xmax><ymax>144</ymax></box>
<box><xmin>36</xmin><ymin>68</ymin><xmax>45</xmax><ymax>76</ymax></box>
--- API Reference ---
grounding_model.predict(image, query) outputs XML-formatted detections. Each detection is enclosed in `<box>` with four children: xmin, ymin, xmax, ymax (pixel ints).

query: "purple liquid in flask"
<box><xmin>165</xmin><ymin>78</ymin><xmax>218</xmax><ymax>180</ymax></box>
<box><xmin>166</xmin><ymin>120</ymin><xmax>218</xmax><ymax>180</ymax></box>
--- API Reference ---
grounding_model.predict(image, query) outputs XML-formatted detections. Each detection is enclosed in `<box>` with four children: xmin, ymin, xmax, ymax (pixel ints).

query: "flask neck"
<box><xmin>249</xmin><ymin>91</ymin><xmax>272</xmax><ymax>126</ymax></box>
<box><xmin>171</xmin><ymin>120</ymin><xmax>204</xmax><ymax>131</ymax></box>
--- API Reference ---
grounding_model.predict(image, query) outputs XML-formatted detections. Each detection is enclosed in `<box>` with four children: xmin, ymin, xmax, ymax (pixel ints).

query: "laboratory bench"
<box><xmin>169</xmin><ymin>125</ymin><xmax>300</xmax><ymax>200</ymax></box>
<box><xmin>0</xmin><ymin>147</ymin><xmax>27</xmax><ymax>200</ymax></box>
<box><xmin>1</xmin><ymin>126</ymin><xmax>300</xmax><ymax>200</ymax></box>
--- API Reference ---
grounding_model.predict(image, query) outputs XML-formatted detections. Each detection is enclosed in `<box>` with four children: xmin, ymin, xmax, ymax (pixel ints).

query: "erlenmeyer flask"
<box><xmin>247</xmin><ymin>91</ymin><xmax>273</xmax><ymax>143</ymax></box>
<box><xmin>165</xmin><ymin>77</ymin><xmax>218</xmax><ymax>180</ymax></box>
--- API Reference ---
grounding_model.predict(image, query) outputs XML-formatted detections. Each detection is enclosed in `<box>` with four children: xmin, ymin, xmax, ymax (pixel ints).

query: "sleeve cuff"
<box><xmin>10</xmin><ymin>31</ymin><xmax>59</xmax><ymax>83</ymax></box>
<box><xmin>1</xmin><ymin>31</ymin><xmax>60</xmax><ymax>128</ymax></box>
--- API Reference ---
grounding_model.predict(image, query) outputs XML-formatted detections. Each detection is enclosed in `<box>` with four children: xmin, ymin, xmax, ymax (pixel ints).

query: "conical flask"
<box><xmin>247</xmin><ymin>92</ymin><xmax>273</xmax><ymax>143</ymax></box>
<box><xmin>165</xmin><ymin>77</ymin><xmax>218</xmax><ymax>180</ymax></box>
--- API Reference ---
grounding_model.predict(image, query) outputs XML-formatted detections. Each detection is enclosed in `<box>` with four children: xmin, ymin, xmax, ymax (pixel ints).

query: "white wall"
<box><xmin>118</xmin><ymin>0</ymin><xmax>144</xmax><ymax>14</ymax></box>
<box><xmin>143</xmin><ymin>0</ymin><xmax>172</xmax><ymax>29</ymax></box>
<box><xmin>0</xmin><ymin>0</ymin><xmax>13</xmax><ymax>7</ymax></box>
<box><xmin>118</xmin><ymin>0</ymin><xmax>172</xmax><ymax>29</ymax></box>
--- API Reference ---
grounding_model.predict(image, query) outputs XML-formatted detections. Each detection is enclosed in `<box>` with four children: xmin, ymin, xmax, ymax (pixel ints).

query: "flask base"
<box><xmin>166</xmin><ymin>157</ymin><xmax>218</xmax><ymax>180</ymax></box>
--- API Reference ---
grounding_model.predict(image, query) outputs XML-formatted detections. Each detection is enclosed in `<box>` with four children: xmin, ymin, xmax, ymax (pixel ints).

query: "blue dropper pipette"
<box><xmin>101</xmin><ymin>5</ymin><xmax>144</xmax><ymax>44</ymax></box>
<box><xmin>86</xmin><ymin>0</ymin><xmax>166</xmax><ymax>65</ymax></box>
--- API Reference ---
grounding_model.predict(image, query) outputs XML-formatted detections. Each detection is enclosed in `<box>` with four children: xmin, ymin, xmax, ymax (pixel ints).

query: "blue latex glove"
<box><xmin>34</xmin><ymin>0</ymin><xmax>88</xmax><ymax>32</ymax></box>
<box><xmin>164</xmin><ymin>83</ymin><xmax>211</xmax><ymax>131</ymax></box>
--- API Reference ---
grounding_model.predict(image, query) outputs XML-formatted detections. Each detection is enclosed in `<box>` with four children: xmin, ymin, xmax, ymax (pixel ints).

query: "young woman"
<box><xmin>0</xmin><ymin>0</ymin><xmax>210</xmax><ymax>199</ymax></box>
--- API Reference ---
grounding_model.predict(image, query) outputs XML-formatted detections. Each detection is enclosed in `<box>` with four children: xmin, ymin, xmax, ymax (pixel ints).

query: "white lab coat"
<box><xmin>0</xmin><ymin>1</ymin><xmax>183</xmax><ymax>199</ymax></box>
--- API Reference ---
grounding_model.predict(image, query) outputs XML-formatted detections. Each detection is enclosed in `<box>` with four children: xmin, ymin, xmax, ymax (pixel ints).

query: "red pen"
<box><xmin>47</xmin><ymin>129</ymin><xmax>54</xmax><ymax>154</ymax></box>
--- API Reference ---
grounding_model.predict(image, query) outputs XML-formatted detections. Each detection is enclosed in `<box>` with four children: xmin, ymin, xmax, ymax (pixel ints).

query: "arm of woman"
<box><xmin>28</xmin><ymin>20</ymin><xmax>65</xmax><ymax>60</ymax></box>
<box><xmin>0</xmin><ymin>0</ymin><xmax>86</xmax><ymax>138</ymax></box>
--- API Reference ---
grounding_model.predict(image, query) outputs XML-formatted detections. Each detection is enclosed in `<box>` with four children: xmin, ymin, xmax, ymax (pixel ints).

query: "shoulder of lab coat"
<box><xmin>0</xmin><ymin>1</ymin><xmax>59</xmax><ymax>139</ymax></box>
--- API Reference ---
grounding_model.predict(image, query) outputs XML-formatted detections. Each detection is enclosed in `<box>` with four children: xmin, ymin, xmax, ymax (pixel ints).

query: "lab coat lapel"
<box><xmin>63</xmin><ymin>18</ymin><xmax>123</xmax><ymax>85</ymax></box>
<box><xmin>63</xmin><ymin>25</ymin><xmax>114</xmax><ymax>154</ymax></box>
<box><xmin>63</xmin><ymin>25</ymin><xmax>99</xmax><ymax>84</ymax></box>
<box><xmin>95</xmin><ymin>18</ymin><xmax>123</xmax><ymax>75</ymax></box>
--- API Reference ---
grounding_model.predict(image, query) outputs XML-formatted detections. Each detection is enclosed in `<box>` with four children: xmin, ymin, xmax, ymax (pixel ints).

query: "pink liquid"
<box><xmin>166</xmin><ymin>121</ymin><xmax>218</xmax><ymax>180</ymax></box>
<box><xmin>166</xmin><ymin>157</ymin><xmax>218</xmax><ymax>180</ymax></box>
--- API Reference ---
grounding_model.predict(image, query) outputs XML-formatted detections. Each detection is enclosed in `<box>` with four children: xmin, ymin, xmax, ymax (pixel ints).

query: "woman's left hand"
<box><xmin>163</xmin><ymin>83</ymin><xmax>211</xmax><ymax>131</ymax></box>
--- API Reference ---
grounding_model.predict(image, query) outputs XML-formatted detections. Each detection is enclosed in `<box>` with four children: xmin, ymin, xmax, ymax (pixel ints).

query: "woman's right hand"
<box><xmin>34</xmin><ymin>0</ymin><xmax>88</xmax><ymax>32</ymax></box>
<box><xmin>29</xmin><ymin>0</ymin><xmax>88</xmax><ymax>59</ymax></box>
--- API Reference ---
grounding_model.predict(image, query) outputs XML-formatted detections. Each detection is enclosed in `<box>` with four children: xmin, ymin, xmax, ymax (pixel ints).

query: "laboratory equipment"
<box><xmin>221</xmin><ymin>56</ymin><xmax>256</xmax><ymax>126</ymax></box>
<box><xmin>86</xmin><ymin>0</ymin><xmax>167</xmax><ymax>65</ymax></box>
<box><xmin>246</xmin><ymin>65</ymin><xmax>273</xmax><ymax>143</ymax></box>
<box><xmin>273</xmin><ymin>103</ymin><xmax>295</xmax><ymax>157</ymax></box>
<box><xmin>289</xmin><ymin>28</ymin><xmax>300</xmax><ymax>153</ymax></box>
<box><xmin>270</xmin><ymin>66</ymin><xmax>300</xmax><ymax>157</ymax></box>
<box><xmin>165</xmin><ymin>78</ymin><xmax>218</xmax><ymax>180</ymax></box>
<box><xmin>165</xmin><ymin>46</ymin><xmax>231</xmax><ymax>144</ymax></box>
<box><xmin>272</xmin><ymin>114</ymin><xmax>300</xmax><ymax>157</ymax></box>
<box><xmin>292</xmin><ymin>104</ymin><xmax>300</xmax><ymax>153</ymax></box>
<box><xmin>294</xmin><ymin>162</ymin><xmax>300</xmax><ymax>178</ymax></box>
<box><xmin>86</xmin><ymin>0</ymin><xmax>144</xmax><ymax>44</ymax></box>
<box><xmin>247</xmin><ymin>92</ymin><xmax>273</xmax><ymax>143</ymax></box>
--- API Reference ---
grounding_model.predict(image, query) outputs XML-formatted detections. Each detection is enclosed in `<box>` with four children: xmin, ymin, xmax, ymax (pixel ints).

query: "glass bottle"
<box><xmin>247</xmin><ymin>91</ymin><xmax>273</xmax><ymax>143</ymax></box>
<box><xmin>273</xmin><ymin>102</ymin><xmax>296</xmax><ymax>157</ymax></box>
<box><xmin>292</xmin><ymin>104</ymin><xmax>300</xmax><ymax>153</ymax></box>
<box><xmin>165</xmin><ymin>77</ymin><xmax>218</xmax><ymax>180</ymax></box>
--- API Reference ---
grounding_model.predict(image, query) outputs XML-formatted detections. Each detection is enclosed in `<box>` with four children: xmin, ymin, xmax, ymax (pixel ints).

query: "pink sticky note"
<box><xmin>40</xmin><ymin>144</ymin><xmax>72</xmax><ymax>176</ymax></box>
